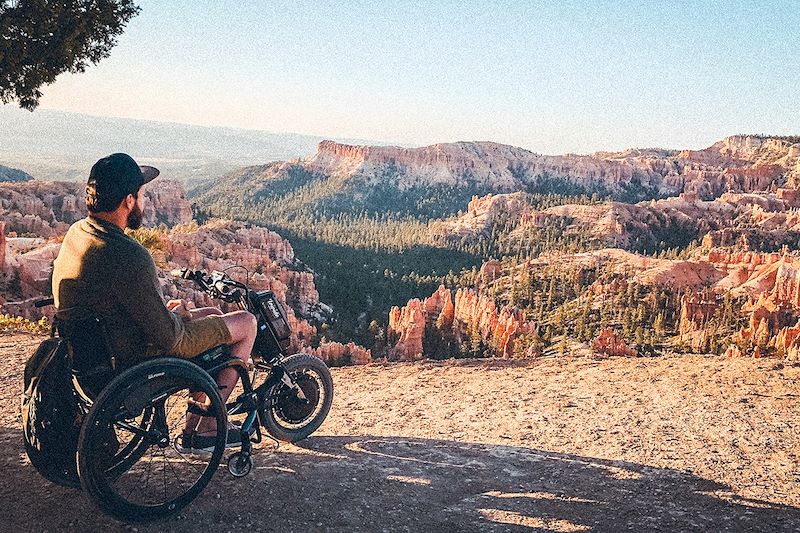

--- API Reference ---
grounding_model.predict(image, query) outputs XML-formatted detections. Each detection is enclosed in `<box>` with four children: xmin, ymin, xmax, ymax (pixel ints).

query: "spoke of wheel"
<box><xmin>164</xmin><ymin>391</ymin><xmax>183</xmax><ymax>420</ymax></box>
<box><xmin>168</xmin><ymin>396</ymin><xmax>189</xmax><ymax>433</ymax></box>
<box><xmin>171</xmin><ymin>446</ymin><xmax>204</xmax><ymax>477</ymax></box>
<box><xmin>164</xmin><ymin>450</ymin><xmax>189</xmax><ymax>494</ymax></box>
<box><xmin>135</xmin><ymin>445</ymin><xmax>158</xmax><ymax>504</ymax></box>
<box><xmin>162</xmin><ymin>448</ymin><xmax>168</xmax><ymax>505</ymax></box>
<box><xmin>120</xmin><ymin>440</ymin><xmax>156</xmax><ymax>502</ymax></box>
<box><xmin>165</xmin><ymin>393</ymin><xmax>178</xmax><ymax>416</ymax></box>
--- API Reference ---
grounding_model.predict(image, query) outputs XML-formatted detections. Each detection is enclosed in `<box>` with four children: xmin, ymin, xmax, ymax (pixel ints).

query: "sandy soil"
<box><xmin>1</xmin><ymin>332</ymin><xmax>799</xmax><ymax>532</ymax></box>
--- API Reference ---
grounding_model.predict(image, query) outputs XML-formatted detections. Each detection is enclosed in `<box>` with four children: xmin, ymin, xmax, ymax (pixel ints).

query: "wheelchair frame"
<box><xmin>44</xmin><ymin>301</ymin><xmax>332</xmax><ymax>521</ymax></box>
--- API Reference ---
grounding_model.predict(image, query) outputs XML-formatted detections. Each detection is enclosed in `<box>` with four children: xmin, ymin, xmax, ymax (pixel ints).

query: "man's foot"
<box><xmin>176</xmin><ymin>428</ymin><xmax>242</xmax><ymax>455</ymax></box>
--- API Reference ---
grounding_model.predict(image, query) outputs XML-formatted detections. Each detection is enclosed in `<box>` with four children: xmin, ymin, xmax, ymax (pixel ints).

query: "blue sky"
<box><xmin>35</xmin><ymin>0</ymin><xmax>800</xmax><ymax>154</ymax></box>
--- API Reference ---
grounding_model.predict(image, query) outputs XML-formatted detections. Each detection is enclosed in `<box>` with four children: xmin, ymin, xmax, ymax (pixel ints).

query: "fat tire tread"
<box><xmin>264</xmin><ymin>353</ymin><xmax>333</xmax><ymax>443</ymax></box>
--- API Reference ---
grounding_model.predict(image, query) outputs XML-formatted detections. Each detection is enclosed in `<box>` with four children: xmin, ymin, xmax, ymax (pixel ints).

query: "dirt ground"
<box><xmin>1</xmin><ymin>332</ymin><xmax>799</xmax><ymax>532</ymax></box>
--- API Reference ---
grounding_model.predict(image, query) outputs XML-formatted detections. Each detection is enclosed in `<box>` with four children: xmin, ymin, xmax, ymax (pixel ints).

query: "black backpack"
<box><xmin>21</xmin><ymin>336</ymin><xmax>82</xmax><ymax>488</ymax></box>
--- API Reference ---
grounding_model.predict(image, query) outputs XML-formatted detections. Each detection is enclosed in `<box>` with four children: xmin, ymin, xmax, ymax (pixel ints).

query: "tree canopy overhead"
<box><xmin>0</xmin><ymin>0</ymin><xmax>139</xmax><ymax>110</ymax></box>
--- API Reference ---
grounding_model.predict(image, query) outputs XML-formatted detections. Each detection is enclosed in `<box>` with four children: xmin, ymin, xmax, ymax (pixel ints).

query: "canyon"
<box><xmin>5</xmin><ymin>133</ymin><xmax>800</xmax><ymax>364</ymax></box>
<box><xmin>0</xmin><ymin>179</ymin><xmax>369</xmax><ymax>366</ymax></box>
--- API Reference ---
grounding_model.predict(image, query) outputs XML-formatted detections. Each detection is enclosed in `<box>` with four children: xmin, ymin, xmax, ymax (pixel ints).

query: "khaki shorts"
<box><xmin>171</xmin><ymin>316</ymin><xmax>232</xmax><ymax>359</ymax></box>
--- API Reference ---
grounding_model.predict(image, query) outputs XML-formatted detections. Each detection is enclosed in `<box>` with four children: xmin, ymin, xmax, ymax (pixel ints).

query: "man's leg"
<box><xmin>194</xmin><ymin>310</ymin><xmax>257</xmax><ymax>435</ymax></box>
<box><xmin>182</xmin><ymin>305</ymin><xmax>227</xmax><ymax>434</ymax></box>
<box><xmin>189</xmin><ymin>306</ymin><xmax>223</xmax><ymax>319</ymax></box>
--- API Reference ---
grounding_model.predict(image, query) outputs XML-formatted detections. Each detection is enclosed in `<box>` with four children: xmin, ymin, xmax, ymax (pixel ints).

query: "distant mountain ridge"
<box><xmin>311</xmin><ymin>135</ymin><xmax>800</xmax><ymax>199</ymax></box>
<box><xmin>0</xmin><ymin>106</ymin><xmax>376</xmax><ymax>185</ymax></box>
<box><xmin>0</xmin><ymin>165</ymin><xmax>33</xmax><ymax>182</ymax></box>
<box><xmin>198</xmin><ymin>135</ymin><xmax>800</xmax><ymax>224</ymax></box>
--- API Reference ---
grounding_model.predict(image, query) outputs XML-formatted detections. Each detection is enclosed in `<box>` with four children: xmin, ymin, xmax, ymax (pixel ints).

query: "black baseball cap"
<box><xmin>86</xmin><ymin>153</ymin><xmax>160</xmax><ymax>213</ymax></box>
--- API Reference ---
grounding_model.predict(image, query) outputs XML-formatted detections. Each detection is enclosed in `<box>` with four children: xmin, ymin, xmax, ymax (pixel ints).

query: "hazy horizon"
<box><xmin>4</xmin><ymin>104</ymin><xmax>792</xmax><ymax>162</ymax></box>
<box><xmin>21</xmin><ymin>0</ymin><xmax>798</xmax><ymax>156</ymax></box>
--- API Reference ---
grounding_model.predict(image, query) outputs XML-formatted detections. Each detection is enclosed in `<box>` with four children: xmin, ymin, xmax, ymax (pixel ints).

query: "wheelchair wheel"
<box><xmin>77</xmin><ymin>358</ymin><xmax>227</xmax><ymax>521</ymax></box>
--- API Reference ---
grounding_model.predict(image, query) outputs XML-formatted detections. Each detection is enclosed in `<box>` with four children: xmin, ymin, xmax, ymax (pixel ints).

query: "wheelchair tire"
<box><xmin>77</xmin><ymin>358</ymin><xmax>227</xmax><ymax>522</ymax></box>
<box><xmin>263</xmin><ymin>353</ymin><xmax>333</xmax><ymax>443</ymax></box>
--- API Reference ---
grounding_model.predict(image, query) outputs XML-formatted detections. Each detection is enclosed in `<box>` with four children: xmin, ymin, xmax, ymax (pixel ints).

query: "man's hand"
<box><xmin>167</xmin><ymin>299</ymin><xmax>193</xmax><ymax>320</ymax></box>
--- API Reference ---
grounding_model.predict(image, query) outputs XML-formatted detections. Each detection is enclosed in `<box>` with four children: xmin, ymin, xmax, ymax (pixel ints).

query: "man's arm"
<box><xmin>115</xmin><ymin>255</ymin><xmax>184</xmax><ymax>355</ymax></box>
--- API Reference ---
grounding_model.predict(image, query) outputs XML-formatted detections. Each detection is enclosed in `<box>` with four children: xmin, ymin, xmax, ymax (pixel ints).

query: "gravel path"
<box><xmin>1</xmin><ymin>332</ymin><xmax>798</xmax><ymax>531</ymax></box>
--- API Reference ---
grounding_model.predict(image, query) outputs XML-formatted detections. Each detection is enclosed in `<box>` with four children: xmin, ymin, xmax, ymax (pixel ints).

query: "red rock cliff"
<box><xmin>387</xmin><ymin>284</ymin><xmax>531</xmax><ymax>359</ymax></box>
<box><xmin>306</xmin><ymin>135</ymin><xmax>800</xmax><ymax>199</ymax></box>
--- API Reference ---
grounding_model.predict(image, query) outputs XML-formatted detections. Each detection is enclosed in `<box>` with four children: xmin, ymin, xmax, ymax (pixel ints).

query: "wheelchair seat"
<box><xmin>55</xmin><ymin>306</ymin><xmax>119</xmax><ymax>400</ymax></box>
<box><xmin>56</xmin><ymin>305</ymin><xmax>238</xmax><ymax>399</ymax></box>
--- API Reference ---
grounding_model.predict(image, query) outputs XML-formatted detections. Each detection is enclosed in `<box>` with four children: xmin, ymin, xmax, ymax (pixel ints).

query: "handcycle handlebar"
<box><xmin>169</xmin><ymin>268</ymin><xmax>193</xmax><ymax>280</ymax></box>
<box><xmin>34</xmin><ymin>297</ymin><xmax>55</xmax><ymax>308</ymax></box>
<box><xmin>35</xmin><ymin>268</ymin><xmax>246</xmax><ymax>310</ymax></box>
<box><xmin>171</xmin><ymin>268</ymin><xmax>246</xmax><ymax>303</ymax></box>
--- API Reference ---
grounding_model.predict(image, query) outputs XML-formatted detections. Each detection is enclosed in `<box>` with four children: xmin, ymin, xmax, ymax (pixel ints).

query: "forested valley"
<box><xmin>191</xmin><ymin>163</ymin><xmax>675</xmax><ymax>346</ymax></box>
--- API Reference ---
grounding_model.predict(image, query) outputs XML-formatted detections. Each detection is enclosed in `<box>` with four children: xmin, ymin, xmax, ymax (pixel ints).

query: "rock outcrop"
<box><xmin>386</xmin><ymin>241</ymin><xmax>800</xmax><ymax>361</ymax></box>
<box><xmin>592</xmin><ymin>329</ymin><xmax>637</xmax><ymax>357</ymax></box>
<box><xmin>0</xmin><ymin>222</ymin><xmax>5</xmax><ymax>269</ymax></box>
<box><xmin>0</xmin><ymin>177</ymin><xmax>371</xmax><ymax>365</ymax></box>
<box><xmin>387</xmin><ymin>298</ymin><xmax>426</xmax><ymax>360</ymax></box>
<box><xmin>1</xmin><ymin>217</ymin><xmax>370</xmax><ymax>364</ymax></box>
<box><xmin>0</xmin><ymin>179</ymin><xmax>193</xmax><ymax>238</ymax></box>
<box><xmin>310</xmin><ymin>342</ymin><xmax>371</xmax><ymax>366</ymax></box>
<box><xmin>158</xmin><ymin>220</ymin><xmax>325</xmax><ymax>352</ymax></box>
<box><xmin>434</xmin><ymin>186</ymin><xmax>800</xmax><ymax>253</ymax></box>
<box><xmin>304</xmin><ymin>135</ymin><xmax>800</xmax><ymax>200</ymax></box>
<box><xmin>387</xmin><ymin>285</ymin><xmax>532</xmax><ymax>359</ymax></box>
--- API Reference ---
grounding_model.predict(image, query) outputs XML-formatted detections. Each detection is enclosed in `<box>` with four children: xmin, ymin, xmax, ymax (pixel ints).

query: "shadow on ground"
<box><xmin>1</xmin><ymin>428</ymin><xmax>797</xmax><ymax>532</ymax></box>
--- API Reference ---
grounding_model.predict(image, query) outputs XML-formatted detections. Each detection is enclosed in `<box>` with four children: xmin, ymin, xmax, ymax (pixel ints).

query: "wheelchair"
<box><xmin>41</xmin><ymin>269</ymin><xmax>334</xmax><ymax>522</ymax></box>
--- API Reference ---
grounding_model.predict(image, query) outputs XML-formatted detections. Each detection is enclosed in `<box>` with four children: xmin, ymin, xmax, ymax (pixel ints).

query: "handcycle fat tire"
<box><xmin>263</xmin><ymin>353</ymin><xmax>334</xmax><ymax>443</ymax></box>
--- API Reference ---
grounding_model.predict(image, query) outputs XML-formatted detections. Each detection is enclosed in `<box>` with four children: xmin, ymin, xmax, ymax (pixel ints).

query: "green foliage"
<box><xmin>284</xmin><ymin>230</ymin><xmax>482</xmax><ymax>344</ymax></box>
<box><xmin>0</xmin><ymin>313</ymin><xmax>50</xmax><ymax>335</ymax></box>
<box><xmin>0</xmin><ymin>0</ymin><xmax>140</xmax><ymax>110</ymax></box>
<box><xmin>126</xmin><ymin>226</ymin><xmax>165</xmax><ymax>253</ymax></box>
<box><xmin>126</xmin><ymin>226</ymin><xmax>167</xmax><ymax>266</ymax></box>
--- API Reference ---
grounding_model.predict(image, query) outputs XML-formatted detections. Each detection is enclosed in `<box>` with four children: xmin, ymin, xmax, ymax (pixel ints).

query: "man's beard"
<box><xmin>126</xmin><ymin>203</ymin><xmax>143</xmax><ymax>230</ymax></box>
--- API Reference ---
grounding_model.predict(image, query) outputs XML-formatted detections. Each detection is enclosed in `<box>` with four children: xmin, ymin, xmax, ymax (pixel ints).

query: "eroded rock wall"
<box><xmin>0</xmin><ymin>179</ymin><xmax>193</xmax><ymax>238</ymax></box>
<box><xmin>305</xmin><ymin>135</ymin><xmax>800</xmax><ymax>200</ymax></box>
<box><xmin>387</xmin><ymin>284</ymin><xmax>531</xmax><ymax>359</ymax></box>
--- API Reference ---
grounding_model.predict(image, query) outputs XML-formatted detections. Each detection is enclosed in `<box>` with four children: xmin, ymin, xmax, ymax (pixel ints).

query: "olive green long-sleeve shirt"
<box><xmin>52</xmin><ymin>216</ymin><xmax>184</xmax><ymax>362</ymax></box>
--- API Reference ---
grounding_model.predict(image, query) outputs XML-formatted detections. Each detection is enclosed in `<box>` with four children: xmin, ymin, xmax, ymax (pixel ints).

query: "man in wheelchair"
<box><xmin>51</xmin><ymin>153</ymin><xmax>258</xmax><ymax>453</ymax></box>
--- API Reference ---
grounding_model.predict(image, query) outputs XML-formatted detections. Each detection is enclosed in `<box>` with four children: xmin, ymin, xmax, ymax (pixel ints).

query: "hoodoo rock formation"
<box><xmin>158</xmin><ymin>220</ymin><xmax>323</xmax><ymax>348</ymax></box>
<box><xmin>385</xmin><ymin>241</ymin><xmax>800</xmax><ymax>360</ymax></box>
<box><xmin>434</xmin><ymin>186</ymin><xmax>800</xmax><ymax>253</ymax></box>
<box><xmin>0</xmin><ymin>222</ymin><xmax>5</xmax><ymax>269</ymax></box>
<box><xmin>0</xmin><ymin>178</ymin><xmax>370</xmax><ymax>365</ymax></box>
<box><xmin>1</xmin><ymin>217</ymin><xmax>368</xmax><ymax>365</ymax></box>
<box><xmin>387</xmin><ymin>298</ymin><xmax>426</xmax><ymax>361</ymax></box>
<box><xmin>592</xmin><ymin>328</ymin><xmax>637</xmax><ymax>357</ymax></box>
<box><xmin>0</xmin><ymin>179</ymin><xmax>193</xmax><ymax>238</ymax></box>
<box><xmin>309</xmin><ymin>341</ymin><xmax>371</xmax><ymax>366</ymax></box>
<box><xmin>387</xmin><ymin>285</ymin><xmax>532</xmax><ymax>360</ymax></box>
<box><xmin>162</xmin><ymin>219</ymin><xmax>372</xmax><ymax>364</ymax></box>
